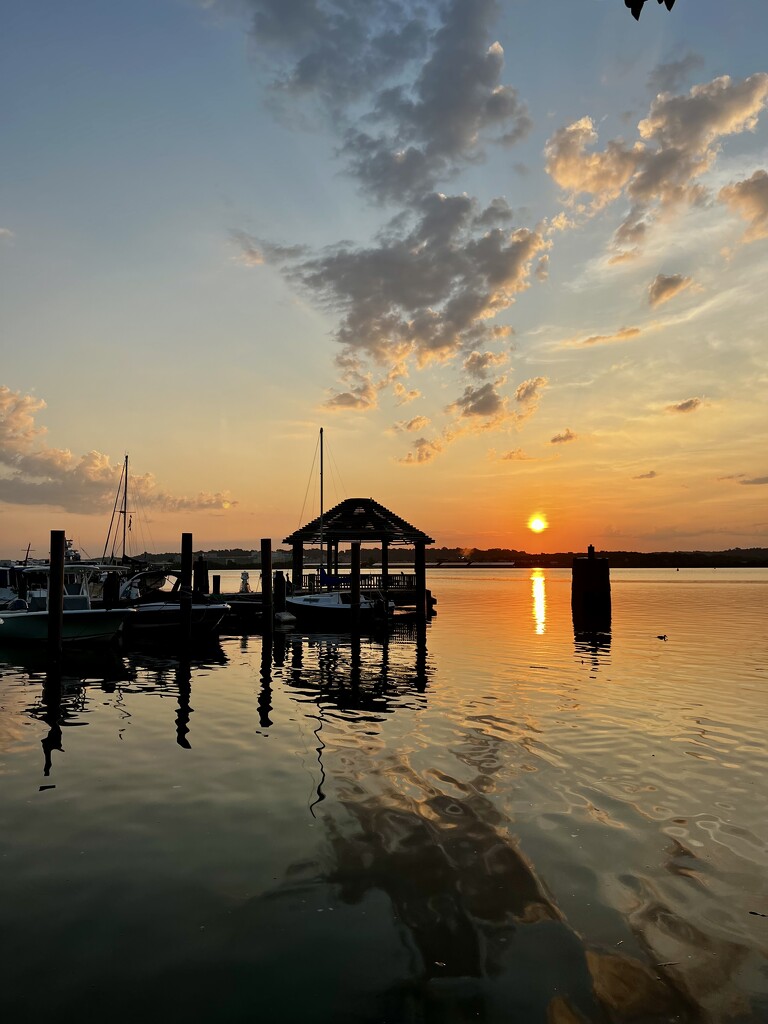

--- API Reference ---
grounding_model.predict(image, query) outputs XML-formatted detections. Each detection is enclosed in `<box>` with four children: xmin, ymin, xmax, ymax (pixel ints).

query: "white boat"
<box><xmin>285</xmin><ymin>589</ymin><xmax>391</xmax><ymax>625</ymax></box>
<box><xmin>0</xmin><ymin>565</ymin><xmax>133</xmax><ymax>644</ymax></box>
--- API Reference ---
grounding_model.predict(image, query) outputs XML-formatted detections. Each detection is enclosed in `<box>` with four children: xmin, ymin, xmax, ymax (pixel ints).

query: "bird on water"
<box><xmin>625</xmin><ymin>0</ymin><xmax>676</xmax><ymax>20</ymax></box>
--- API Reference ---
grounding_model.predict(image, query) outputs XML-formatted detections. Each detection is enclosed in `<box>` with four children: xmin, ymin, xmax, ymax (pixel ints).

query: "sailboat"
<box><xmin>285</xmin><ymin>429</ymin><xmax>391</xmax><ymax>626</ymax></box>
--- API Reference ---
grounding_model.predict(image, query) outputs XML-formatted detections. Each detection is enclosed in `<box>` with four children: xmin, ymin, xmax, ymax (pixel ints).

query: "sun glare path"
<box><xmin>527</xmin><ymin>515</ymin><xmax>548</xmax><ymax>533</ymax></box>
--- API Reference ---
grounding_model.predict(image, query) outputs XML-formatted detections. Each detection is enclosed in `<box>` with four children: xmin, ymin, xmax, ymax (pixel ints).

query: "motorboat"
<box><xmin>0</xmin><ymin>565</ymin><xmax>134</xmax><ymax>644</ymax></box>
<box><xmin>116</xmin><ymin>569</ymin><xmax>230</xmax><ymax>636</ymax></box>
<box><xmin>285</xmin><ymin>588</ymin><xmax>392</xmax><ymax>625</ymax></box>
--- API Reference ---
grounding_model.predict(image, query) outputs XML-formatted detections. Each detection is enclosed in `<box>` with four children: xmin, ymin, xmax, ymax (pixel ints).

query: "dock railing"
<box><xmin>301</xmin><ymin>572</ymin><xmax>416</xmax><ymax>593</ymax></box>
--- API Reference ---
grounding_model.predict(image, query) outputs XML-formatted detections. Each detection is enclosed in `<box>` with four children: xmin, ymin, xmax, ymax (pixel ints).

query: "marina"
<box><xmin>1</xmin><ymin>567</ymin><xmax>766</xmax><ymax>1022</ymax></box>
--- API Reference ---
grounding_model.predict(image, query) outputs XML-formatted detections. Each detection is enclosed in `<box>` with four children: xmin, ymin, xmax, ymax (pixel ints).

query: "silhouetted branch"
<box><xmin>626</xmin><ymin>0</ymin><xmax>676</xmax><ymax>20</ymax></box>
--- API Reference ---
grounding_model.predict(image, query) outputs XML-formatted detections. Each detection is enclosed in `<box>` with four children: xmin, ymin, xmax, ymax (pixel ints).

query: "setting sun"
<box><xmin>527</xmin><ymin>515</ymin><xmax>548</xmax><ymax>534</ymax></box>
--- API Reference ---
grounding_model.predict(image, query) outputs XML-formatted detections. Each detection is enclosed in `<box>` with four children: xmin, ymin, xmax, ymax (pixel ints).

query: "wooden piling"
<box><xmin>261</xmin><ymin>538</ymin><xmax>273</xmax><ymax>629</ymax></box>
<box><xmin>212</xmin><ymin>575</ymin><xmax>221</xmax><ymax>595</ymax></box>
<box><xmin>571</xmin><ymin>544</ymin><xmax>611</xmax><ymax>631</ymax></box>
<box><xmin>47</xmin><ymin>530</ymin><xmax>65</xmax><ymax>665</ymax></box>
<box><xmin>414</xmin><ymin>539</ymin><xmax>427</xmax><ymax>620</ymax></box>
<box><xmin>291</xmin><ymin>540</ymin><xmax>303</xmax><ymax>593</ymax></box>
<box><xmin>193</xmin><ymin>554</ymin><xmax>209</xmax><ymax>594</ymax></box>
<box><xmin>180</xmin><ymin>532</ymin><xmax>193</xmax><ymax>642</ymax></box>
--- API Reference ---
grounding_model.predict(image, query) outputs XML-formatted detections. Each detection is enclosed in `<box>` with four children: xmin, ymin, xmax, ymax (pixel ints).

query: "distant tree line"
<box><xmin>144</xmin><ymin>546</ymin><xmax>768</xmax><ymax>569</ymax></box>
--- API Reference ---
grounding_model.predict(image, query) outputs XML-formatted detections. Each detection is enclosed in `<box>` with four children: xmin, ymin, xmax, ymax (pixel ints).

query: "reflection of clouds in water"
<box><xmin>269</xmin><ymin>713</ymin><xmax>700</xmax><ymax>1021</ymax></box>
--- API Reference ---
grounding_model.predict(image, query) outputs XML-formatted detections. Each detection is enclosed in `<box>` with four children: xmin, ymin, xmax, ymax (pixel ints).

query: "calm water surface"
<box><xmin>1</xmin><ymin>568</ymin><xmax>766</xmax><ymax>1023</ymax></box>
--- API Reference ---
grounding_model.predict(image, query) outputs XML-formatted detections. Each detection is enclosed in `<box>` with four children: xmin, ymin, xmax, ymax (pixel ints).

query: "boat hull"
<box><xmin>123</xmin><ymin>602</ymin><xmax>230</xmax><ymax>636</ymax></box>
<box><xmin>285</xmin><ymin>592</ymin><xmax>386</xmax><ymax>627</ymax></box>
<box><xmin>0</xmin><ymin>608</ymin><xmax>133</xmax><ymax>643</ymax></box>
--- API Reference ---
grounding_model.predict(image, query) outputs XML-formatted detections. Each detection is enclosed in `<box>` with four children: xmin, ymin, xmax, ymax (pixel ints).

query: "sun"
<box><xmin>527</xmin><ymin>514</ymin><xmax>548</xmax><ymax>534</ymax></box>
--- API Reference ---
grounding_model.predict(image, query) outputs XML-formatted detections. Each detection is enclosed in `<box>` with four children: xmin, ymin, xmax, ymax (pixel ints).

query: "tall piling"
<box><xmin>180</xmin><ymin>532</ymin><xmax>193</xmax><ymax>643</ymax></box>
<box><xmin>414</xmin><ymin>539</ymin><xmax>427</xmax><ymax>621</ymax></box>
<box><xmin>571</xmin><ymin>544</ymin><xmax>611</xmax><ymax>632</ymax></box>
<box><xmin>48</xmin><ymin>530</ymin><xmax>66</xmax><ymax>665</ymax></box>
<box><xmin>261</xmin><ymin>538</ymin><xmax>273</xmax><ymax>630</ymax></box>
<box><xmin>193</xmin><ymin>554</ymin><xmax>209</xmax><ymax>594</ymax></box>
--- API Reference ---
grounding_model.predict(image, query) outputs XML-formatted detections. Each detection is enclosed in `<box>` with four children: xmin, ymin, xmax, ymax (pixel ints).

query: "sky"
<box><xmin>2</xmin><ymin>0</ymin><xmax>768</xmax><ymax>558</ymax></box>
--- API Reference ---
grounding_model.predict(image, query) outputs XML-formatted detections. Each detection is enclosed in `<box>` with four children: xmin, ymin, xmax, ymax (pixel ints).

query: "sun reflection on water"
<box><xmin>530</xmin><ymin>569</ymin><xmax>546</xmax><ymax>634</ymax></box>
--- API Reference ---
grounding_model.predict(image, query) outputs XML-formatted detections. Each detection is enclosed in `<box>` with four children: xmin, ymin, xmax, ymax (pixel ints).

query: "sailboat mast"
<box><xmin>319</xmin><ymin>427</ymin><xmax>324</xmax><ymax>574</ymax></box>
<box><xmin>121</xmin><ymin>454</ymin><xmax>128</xmax><ymax>561</ymax></box>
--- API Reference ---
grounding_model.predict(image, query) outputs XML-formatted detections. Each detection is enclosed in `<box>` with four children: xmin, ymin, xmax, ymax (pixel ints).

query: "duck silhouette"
<box><xmin>656</xmin><ymin>634</ymin><xmax>668</xmax><ymax>641</ymax></box>
<box><xmin>626</xmin><ymin>0</ymin><xmax>676</xmax><ymax>19</ymax></box>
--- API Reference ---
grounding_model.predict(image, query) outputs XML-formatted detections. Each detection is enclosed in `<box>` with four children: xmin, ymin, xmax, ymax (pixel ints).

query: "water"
<box><xmin>1</xmin><ymin>569</ymin><xmax>766</xmax><ymax>1023</ymax></box>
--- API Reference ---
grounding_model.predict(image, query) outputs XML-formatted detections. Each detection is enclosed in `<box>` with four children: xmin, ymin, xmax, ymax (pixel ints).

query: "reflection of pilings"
<box><xmin>261</xmin><ymin>538</ymin><xmax>273</xmax><ymax>630</ymax></box>
<box><xmin>175</xmin><ymin>659</ymin><xmax>192</xmax><ymax>749</ymax></box>
<box><xmin>259</xmin><ymin>634</ymin><xmax>273</xmax><ymax>728</ymax></box>
<box><xmin>41</xmin><ymin>667</ymin><xmax>63</xmax><ymax>777</ymax></box>
<box><xmin>415</xmin><ymin>621</ymin><xmax>428</xmax><ymax>692</ymax></box>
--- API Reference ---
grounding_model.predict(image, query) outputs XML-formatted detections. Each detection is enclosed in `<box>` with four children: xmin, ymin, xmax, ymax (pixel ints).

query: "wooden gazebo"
<box><xmin>283</xmin><ymin>497</ymin><xmax>434</xmax><ymax>615</ymax></box>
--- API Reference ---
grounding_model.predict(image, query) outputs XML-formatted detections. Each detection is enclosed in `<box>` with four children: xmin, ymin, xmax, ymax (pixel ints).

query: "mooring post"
<box><xmin>180</xmin><ymin>532</ymin><xmax>193</xmax><ymax>643</ymax></box>
<box><xmin>193</xmin><ymin>554</ymin><xmax>209</xmax><ymax>594</ymax></box>
<box><xmin>571</xmin><ymin>544</ymin><xmax>611</xmax><ymax>632</ymax></box>
<box><xmin>48</xmin><ymin>530</ymin><xmax>65</xmax><ymax>665</ymax></box>
<box><xmin>414</xmin><ymin>539</ymin><xmax>427</xmax><ymax>621</ymax></box>
<box><xmin>273</xmin><ymin>570</ymin><xmax>286</xmax><ymax>613</ymax></box>
<box><xmin>291</xmin><ymin>540</ymin><xmax>303</xmax><ymax>593</ymax></box>
<box><xmin>261</xmin><ymin>538</ymin><xmax>273</xmax><ymax>630</ymax></box>
<box><xmin>351</xmin><ymin>541</ymin><xmax>361</xmax><ymax>623</ymax></box>
<box><xmin>212</xmin><ymin>575</ymin><xmax>221</xmax><ymax>596</ymax></box>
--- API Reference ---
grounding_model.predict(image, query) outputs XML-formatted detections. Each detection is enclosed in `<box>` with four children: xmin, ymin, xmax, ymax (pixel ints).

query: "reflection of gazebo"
<box><xmin>283</xmin><ymin>497</ymin><xmax>434</xmax><ymax>615</ymax></box>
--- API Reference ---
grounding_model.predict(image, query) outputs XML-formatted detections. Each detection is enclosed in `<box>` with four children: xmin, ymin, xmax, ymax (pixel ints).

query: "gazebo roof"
<box><xmin>283</xmin><ymin>497</ymin><xmax>434</xmax><ymax>546</ymax></box>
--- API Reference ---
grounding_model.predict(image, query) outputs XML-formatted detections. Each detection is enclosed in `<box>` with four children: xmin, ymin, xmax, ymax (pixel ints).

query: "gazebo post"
<box><xmin>351</xmin><ymin>542</ymin><xmax>361</xmax><ymax>619</ymax></box>
<box><xmin>381</xmin><ymin>539</ymin><xmax>389</xmax><ymax>597</ymax></box>
<box><xmin>292</xmin><ymin>540</ymin><xmax>303</xmax><ymax>592</ymax></box>
<box><xmin>414</xmin><ymin>539</ymin><xmax>427</xmax><ymax>620</ymax></box>
<box><xmin>333</xmin><ymin>541</ymin><xmax>339</xmax><ymax>575</ymax></box>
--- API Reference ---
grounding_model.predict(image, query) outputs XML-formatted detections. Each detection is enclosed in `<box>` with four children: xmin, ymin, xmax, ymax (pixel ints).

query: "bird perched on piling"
<box><xmin>626</xmin><ymin>0</ymin><xmax>676</xmax><ymax>20</ymax></box>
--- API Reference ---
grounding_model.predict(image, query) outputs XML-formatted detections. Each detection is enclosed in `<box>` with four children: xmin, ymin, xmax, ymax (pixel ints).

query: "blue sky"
<box><xmin>2</xmin><ymin>0</ymin><xmax>768</xmax><ymax>556</ymax></box>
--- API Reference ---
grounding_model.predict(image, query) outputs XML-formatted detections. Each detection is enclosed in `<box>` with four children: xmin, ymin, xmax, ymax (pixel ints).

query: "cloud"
<box><xmin>393</xmin><ymin>381</ymin><xmax>421</xmax><ymax>404</ymax></box>
<box><xmin>226</xmin><ymin>0</ymin><xmax>550</xmax><ymax>450</ymax></box>
<box><xmin>448</xmin><ymin>380</ymin><xmax>506</xmax><ymax>419</ymax></box>
<box><xmin>648</xmin><ymin>272</ymin><xmax>693</xmax><ymax>307</ymax></box>
<box><xmin>566</xmin><ymin>326</ymin><xmax>641</xmax><ymax>347</ymax></box>
<box><xmin>463</xmin><ymin>349</ymin><xmax>508</xmax><ymax>379</ymax></box>
<box><xmin>499</xmin><ymin>447</ymin><xmax>533</xmax><ymax>461</ymax></box>
<box><xmin>393</xmin><ymin>415</ymin><xmax>430</xmax><ymax>433</ymax></box>
<box><xmin>514</xmin><ymin>375</ymin><xmax>548</xmax><ymax>406</ymax></box>
<box><xmin>550</xmin><ymin>428</ymin><xmax>577</xmax><ymax>444</ymax></box>
<box><xmin>545</xmin><ymin>73</ymin><xmax>768</xmax><ymax>257</ymax></box>
<box><xmin>242</xmin><ymin>191</ymin><xmax>546</xmax><ymax>374</ymax></box>
<box><xmin>647</xmin><ymin>52</ymin><xmax>705</xmax><ymax>95</ymax></box>
<box><xmin>0</xmin><ymin>227</ymin><xmax>14</xmax><ymax>241</ymax></box>
<box><xmin>0</xmin><ymin>385</ymin><xmax>236</xmax><ymax>514</ymax></box>
<box><xmin>719</xmin><ymin>169</ymin><xmax>768</xmax><ymax>243</ymax></box>
<box><xmin>633</xmin><ymin>470</ymin><xmax>658</xmax><ymax>479</ymax></box>
<box><xmin>398</xmin><ymin>436</ymin><xmax>443</xmax><ymax>465</ymax></box>
<box><xmin>666</xmin><ymin>397</ymin><xmax>702</xmax><ymax>413</ymax></box>
<box><xmin>324</xmin><ymin>376</ymin><xmax>378</xmax><ymax>410</ymax></box>
<box><xmin>741</xmin><ymin>476</ymin><xmax>768</xmax><ymax>485</ymax></box>
<box><xmin>341</xmin><ymin>0</ymin><xmax>532</xmax><ymax>202</ymax></box>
